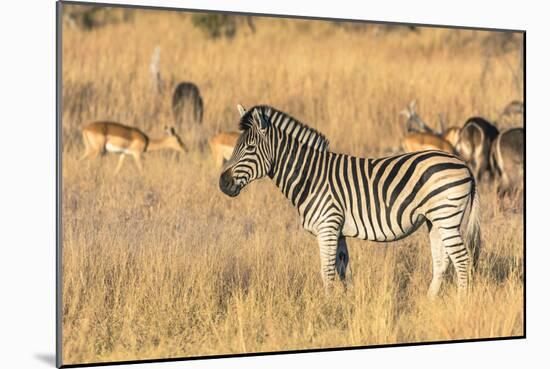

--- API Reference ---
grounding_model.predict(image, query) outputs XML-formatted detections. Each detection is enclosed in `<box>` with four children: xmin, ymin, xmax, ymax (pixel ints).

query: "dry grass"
<box><xmin>61</xmin><ymin>6</ymin><xmax>524</xmax><ymax>365</ymax></box>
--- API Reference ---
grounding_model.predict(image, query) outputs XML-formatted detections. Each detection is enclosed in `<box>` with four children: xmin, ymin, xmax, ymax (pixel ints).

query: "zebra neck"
<box><xmin>268</xmin><ymin>139</ymin><xmax>326</xmax><ymax>207</ymax></box>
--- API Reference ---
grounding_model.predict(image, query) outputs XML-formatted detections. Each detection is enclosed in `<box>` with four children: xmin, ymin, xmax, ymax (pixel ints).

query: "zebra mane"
<box><xmin>240</xmin><ymin>105</ymin><xmax>330</xmax><ymax>151</ymax></box>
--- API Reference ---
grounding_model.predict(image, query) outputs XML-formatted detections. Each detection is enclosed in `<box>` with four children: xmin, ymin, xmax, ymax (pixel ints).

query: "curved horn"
<box><xmin>412</xmin><ymin>111</ymin><xmax>429</xmax><ymax>131</ymax></box>
<box><xmin>409</xmin><ymin>100</ymin><xmax>417</xmax><ymax>116</ymax></box>
<box><xmin>438</xmin><ymin>113</ymin><xmax>446</xmax><ymax>133</ymax></box>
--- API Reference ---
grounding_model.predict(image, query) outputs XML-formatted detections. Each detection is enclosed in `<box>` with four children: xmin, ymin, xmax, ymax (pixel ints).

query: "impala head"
<box><xmin>400</xmin><ymin>100</ymin><xmax>437</xmax><ymax>135</ymax></box>
<box><xmin>401</xmin><ymin>100</ymin><xmax>421</xmax><ymax>133</ymax></box>
<box><xmin>219</xmin><ymin>104</ymin><xmax>273</xmax><ymax>197</ymax></box>
<box><xmin>163</xmin><ymin>126</ymin><xmax>188</xmax><ymax>153</ymax></box>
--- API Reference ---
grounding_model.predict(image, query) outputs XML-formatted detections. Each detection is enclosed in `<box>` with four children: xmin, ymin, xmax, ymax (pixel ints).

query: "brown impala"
<box><xmin>209</xmin><ymin>131</ymin><xmax>240</xmax><ymax>168</ymax></box>
<box><xmin>454</xmin><ymin>117</ymin><xmax>499</xmax><ymax>180</ymax></box>
<box><xmin>400</xmin><ymin>101</ymin><xmax>460</xmax><ymax>154</ymax></box>
<box><xmin>80</xmin><ymin>121</ymin><xmax>187</xmax><ymax>175</ymax></box>
<box><xmin>490</xmin><ymin>127</ymin><xmax>524</xmax><ymax>195</ymax></box>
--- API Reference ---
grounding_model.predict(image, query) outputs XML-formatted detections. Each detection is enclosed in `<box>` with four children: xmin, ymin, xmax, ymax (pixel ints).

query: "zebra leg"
<box><xmin>427</xmin><ymin>222</ymin><xmax>450</xmax><ymax>299</ymax></box>
<box><xmin>335</xmin><ymin>237</ymin><xmax>350</xmax><ymax>283</ymax></box>
<box><xmin>439</xmin><ymin>226</ymin><xmax>469</xmax><ymax>296</ymax></box>
<box><xmin>317</xmin><ymin>229</ymin><xmax>341</xmax><ymax>291</ymax></box>
<box><xmin>426</xmin><ymin>208</ymin><xmax>470</xmax><ymax>296</ymax></box>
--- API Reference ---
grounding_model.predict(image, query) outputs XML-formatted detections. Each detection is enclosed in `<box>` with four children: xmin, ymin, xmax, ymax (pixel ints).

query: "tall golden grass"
<box><xmin>61</xmin><ymin>6</ymin><xmax>524</xmax><ymax>365</ymax></box>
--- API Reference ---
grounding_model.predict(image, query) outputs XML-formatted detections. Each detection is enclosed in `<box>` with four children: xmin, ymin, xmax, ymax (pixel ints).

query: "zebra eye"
<box><xmin>245</xmin><ymin>144</ymin><xmax>255</xmax><ymax>151</ymax></box>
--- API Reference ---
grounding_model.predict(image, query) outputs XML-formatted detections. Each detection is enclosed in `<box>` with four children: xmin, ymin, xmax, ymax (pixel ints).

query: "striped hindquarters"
<box><xmin>331</xmin><ymin>150</ymin><xmax>474</xmax><ymax>241</ymax></box>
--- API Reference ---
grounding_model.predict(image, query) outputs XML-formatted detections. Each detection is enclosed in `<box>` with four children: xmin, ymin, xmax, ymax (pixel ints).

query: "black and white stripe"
<box><xmin>220</xmin><ymin>105</ymin><xmax>481</xmax><ymax>297</ymax></box>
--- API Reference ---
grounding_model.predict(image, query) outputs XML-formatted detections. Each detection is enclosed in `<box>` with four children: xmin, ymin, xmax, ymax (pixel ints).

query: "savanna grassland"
<box><xmin>61</xmin><ymin>6</ymin><xmax>524</xmax><ymax>365</ymax></box>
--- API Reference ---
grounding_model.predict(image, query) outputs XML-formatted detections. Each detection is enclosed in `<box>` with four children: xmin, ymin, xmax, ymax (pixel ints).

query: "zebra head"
<box><xmin>219</xmin><ymin>104</ymin><xmax>272</xmax><ymax>197</ymax></box>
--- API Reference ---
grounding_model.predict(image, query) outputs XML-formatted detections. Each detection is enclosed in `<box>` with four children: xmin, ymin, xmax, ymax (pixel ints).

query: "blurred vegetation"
<box><xmin>482</xmin><ymin>32</ymin><xmax>523</xmax><ymax>55</ymax></box>
<box><xmin>191</xmin><ymin>14</ymin><xmax>236</xmax><ymax>39</ymax></box>
<box><xmin>62</xmin><ymin>5</ymin><xmax>134</xmax><ymax>31</ymax></box>
<box><xmin>191</xmin><ymin>13</ymin><xmax>256</xmax><ymax>39</ymax></box>
<box><xmin>331</xmin><ymin>21</ymin><xmax>418</xmax><ymax>36</ymax></box>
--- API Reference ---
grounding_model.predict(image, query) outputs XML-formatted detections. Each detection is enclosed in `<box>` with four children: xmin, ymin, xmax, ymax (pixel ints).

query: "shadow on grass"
<box><xmin>482</xmin><ymin>251</ymin><xmax>523</xmax><ymax>283</ymax></box>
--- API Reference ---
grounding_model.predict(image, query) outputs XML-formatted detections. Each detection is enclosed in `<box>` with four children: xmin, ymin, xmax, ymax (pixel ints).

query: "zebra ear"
<box><xmin>237</xmin><ymin>104</ymin><xmax>246</xmax><ymax>117</ymax></box>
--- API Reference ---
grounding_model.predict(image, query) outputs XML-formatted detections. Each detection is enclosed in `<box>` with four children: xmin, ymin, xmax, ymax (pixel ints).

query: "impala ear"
<box><xmin>237</xmin><ymin>104</ymin><xmax>246</xmax><ymax>117</ymax></box>
<box><xmin>400</xmin><ymin>109</ymin><xmax>411</xmax><ymax>119</ymax></box>
<box><xmin>165</xmin><ymin>126</ymin><xmax>176</xmax><ymax>136</ymax></box>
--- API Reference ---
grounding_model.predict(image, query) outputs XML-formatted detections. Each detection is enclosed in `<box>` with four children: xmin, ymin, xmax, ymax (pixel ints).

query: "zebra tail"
<box><xmin>465</xmin><ymin>180</ymin><xmax>481</xmax><ymax>272</ymax></box>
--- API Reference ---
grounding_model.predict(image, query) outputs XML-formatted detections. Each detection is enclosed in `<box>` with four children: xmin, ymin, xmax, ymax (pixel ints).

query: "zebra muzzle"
<box><xmin>219</xmin><ymin>171</ymin><xmax>241</xmax><ymax>197</ymax></box>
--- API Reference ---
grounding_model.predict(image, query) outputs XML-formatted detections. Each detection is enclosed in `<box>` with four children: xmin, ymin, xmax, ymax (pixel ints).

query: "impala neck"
<box><xmin>147</xmin><ymin>137</ymin><xmax>173</xmax><ymax>152</ymax></box>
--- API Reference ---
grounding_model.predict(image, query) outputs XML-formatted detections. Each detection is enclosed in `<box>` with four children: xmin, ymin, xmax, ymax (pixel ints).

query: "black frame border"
<box><xmin>56</xmin><ymin>1</ymin><xmax>64</xmax><ymax>367</ymax></box>
<box><xmin>56</xmin><ymin>1</ymin><xmax>527</xmax><ymax>367</ymax></box>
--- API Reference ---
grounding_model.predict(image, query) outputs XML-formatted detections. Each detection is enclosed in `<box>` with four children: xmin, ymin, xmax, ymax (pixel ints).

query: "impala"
<box><xmin>400</xmin><ymin>101</ymin><xmax>458</xmax><ymax>154</ymax></box>
<box><xmin>442</xmin><ymin>127</ymin><xmax>461</xmax><ymax>147</ymax></box>
<box><xmin>490</xmin><ymin>127</ymin><xmax>524</xmax><ymax>195</ymax></box>
<box><xmin>209</xmin><ymin>131</ymin><xmax>240</xmax><ymax>168</ymax></box>
<box><xmin>402</xmin><ymin>131</ymin><xmax>455</xmax><ymax>154</ymax></box>
<box><xmin>172</xmin><ymin>82</ymin><xmax>203</xmax><ymax>125</ymax></box>
<box><xmin>436</xmin><ymin>113</ymin><xmax>462</xmax><ymax>147</ymax></box>
<box><xmin>81</xmin><ymin>121</ymin><xmax>187</xmax><ymax>174</ymax></box>
<box><xmin>454</xmin><ymin>117</ymin><xmax>499</xmax><ymax>180</ymax></box>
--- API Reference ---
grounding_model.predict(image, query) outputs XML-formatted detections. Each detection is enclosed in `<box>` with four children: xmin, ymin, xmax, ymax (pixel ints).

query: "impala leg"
<box><xmin>80</xmin><ymin>132</ymin><xmax>91</xmax><ymax>160</ymax></box>
<box><xmin>114</xmin><ymin>154</ymin><xmax>126</xmax><ymax>175</ymax></box>
<box><xmin>81</xmin><ymin>148</ymin><xmax>100</xmax><ymax>161</ymax></box>
<box><xmin>469</xmin><ymin>158</ymin><xmax>480</xmax><ymax>182</ymax></box>
<box><xmin>131</xmin><ymin>152</ymin><xmax>143</xmax><ymax>174</ymax></box>
<box><xmin>80</xmin><ymin>149</ymin><xmax>90</xmax><ymax>161</ymax></box>
<box><xmin>213</xmin><ymin>150</ymin><xmax>223</xmax><ymax>169</ymax></box>
<box><xmin>498</xmin><ymin>173</ymin><xmax>511</xmax><ymax>197</ymax></box>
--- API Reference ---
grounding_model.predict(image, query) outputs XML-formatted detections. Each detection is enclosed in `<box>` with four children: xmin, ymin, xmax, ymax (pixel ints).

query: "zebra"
<box><xmin>219</xmin><ymin>105</ymin><xmax>481</xmax><ymax>297</ymax></box>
